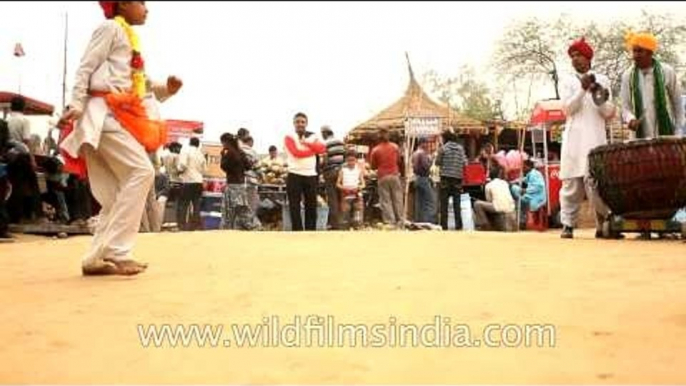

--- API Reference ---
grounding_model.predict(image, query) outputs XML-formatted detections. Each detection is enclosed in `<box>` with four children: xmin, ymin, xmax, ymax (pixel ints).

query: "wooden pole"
<box><xmin>515</xmin><ymin>126</ymin><xmax>526</xmax><ymax>232</ymax></box>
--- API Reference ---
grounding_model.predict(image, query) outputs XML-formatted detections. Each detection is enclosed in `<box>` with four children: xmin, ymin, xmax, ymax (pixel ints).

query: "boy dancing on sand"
<box><xmin>60</xmin><ymin>1</ymin><xmax>183</xmax><ymax>276</ymax></box>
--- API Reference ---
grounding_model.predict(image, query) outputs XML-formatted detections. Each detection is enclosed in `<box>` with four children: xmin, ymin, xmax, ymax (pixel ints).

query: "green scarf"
<box><xmin>630</xmin><ymin>59</ymin><xmax>674</xmax><ymax>136</ymax></box>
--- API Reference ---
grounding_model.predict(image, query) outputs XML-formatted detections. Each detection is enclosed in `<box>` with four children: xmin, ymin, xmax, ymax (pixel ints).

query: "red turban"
<box><xmin>99</xmin><ymin>1</ymin><xmax>117</xmax><ymax>19</ymax></box>
<box><xmin>568</xmin><ymin>37</ymin><xmax>594</xmax><ymax>61</ymax></box>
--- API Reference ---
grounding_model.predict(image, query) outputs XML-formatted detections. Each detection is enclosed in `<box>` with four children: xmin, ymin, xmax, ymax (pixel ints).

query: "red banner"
<box><xmin>165</xmin><ymin>119</ymin><xmax>204</xmax><ymax>144</ymax></box>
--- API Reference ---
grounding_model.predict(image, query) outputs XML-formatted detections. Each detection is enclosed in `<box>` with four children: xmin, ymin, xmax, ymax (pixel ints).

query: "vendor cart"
<box><xmin>524</xmin><ymin>100</ymin><xmax>565</xmax><ymax>227</ymax></box>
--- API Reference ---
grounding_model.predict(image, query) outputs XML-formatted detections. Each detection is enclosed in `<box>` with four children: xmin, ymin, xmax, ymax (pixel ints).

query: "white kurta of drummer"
<box><xmin>61</xmin><ymin>20</ymin><xmax>169</xmax><ymax>158</ymax></box>
<box><xmin>559</xmin><ymin>72</ymin><xmax>615</xmax><ymax>180</ymax></box>
<box><xmin>620</xmin><ymin>63</ymin><xmax>684</xmax><ymax>139</ymax></box>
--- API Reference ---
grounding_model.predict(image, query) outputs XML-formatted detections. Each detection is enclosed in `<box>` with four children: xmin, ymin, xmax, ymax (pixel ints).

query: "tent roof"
<box><xmin>0</xmin><ymin>92</ymin><xmax>55</xmax><ymax>116</ymax></box>
<box><xmin>346</xmin><ymin>54</ymin><xmax>487</xmax><ymax>144</ymax></box>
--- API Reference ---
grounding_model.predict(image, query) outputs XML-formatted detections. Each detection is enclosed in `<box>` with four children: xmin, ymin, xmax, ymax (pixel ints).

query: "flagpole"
<box><xmin>17</xmin><ymin>55</ymin><xmax>22</xmax><ymax>94</ymax></box>
<box><xmin>13</xmin><ymin>43</ymin><xmax>26</xmax><ymax>94</ymax></box>
<box><xmin>62</xmin><ymin>12</ymin><xmax>69</xmax><ymax>111</ymax></box>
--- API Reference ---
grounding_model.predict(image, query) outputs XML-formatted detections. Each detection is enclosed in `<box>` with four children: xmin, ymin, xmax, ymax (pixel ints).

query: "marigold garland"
<box><xmin>114</xmin><ymin>16</ymin><xmax>146</xmax><ymax>98</ymax></box>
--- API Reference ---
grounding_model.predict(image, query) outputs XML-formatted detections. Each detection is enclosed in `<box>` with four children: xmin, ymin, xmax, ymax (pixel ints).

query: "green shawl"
<box><xmin>630</xmin><ymin>59</ymin><xmax>674</xmax><ymax>136</ymax></box>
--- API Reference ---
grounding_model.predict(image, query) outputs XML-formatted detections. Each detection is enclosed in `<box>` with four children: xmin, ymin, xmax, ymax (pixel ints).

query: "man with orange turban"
<box><xmin>559</xmin><ymin>37</ymin><xmax>617</xmax><ymax>239</ymax></box>
<box><xmin>620</xmin><ymin>32</ymin><xmax>684</xmax><ymax>139</ymax></box>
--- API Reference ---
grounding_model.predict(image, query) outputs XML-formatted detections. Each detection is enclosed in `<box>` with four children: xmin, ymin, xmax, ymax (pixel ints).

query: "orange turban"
<box><xmin>625</xmin><ymin>31</ymin><xmax>658</xmax><ymax>53</ymax></box>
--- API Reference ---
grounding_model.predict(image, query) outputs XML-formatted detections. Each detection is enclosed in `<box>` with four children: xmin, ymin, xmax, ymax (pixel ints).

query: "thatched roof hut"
<box><xmin>345</xmin><ymin>55</ymin><xmax>488</xmax><ymax>145</ymax></box>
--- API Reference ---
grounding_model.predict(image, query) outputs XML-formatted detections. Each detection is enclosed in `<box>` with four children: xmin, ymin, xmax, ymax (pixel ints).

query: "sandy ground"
<box><xmin>1</xmin><ymin>230</ymin><xmax>685</xmax><ymax>384</ymax></box>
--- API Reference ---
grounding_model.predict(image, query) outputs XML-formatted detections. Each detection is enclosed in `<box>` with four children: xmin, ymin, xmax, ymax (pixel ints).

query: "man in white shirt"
<box><xmin>283</xmin><ymin>112</ymin><xmax>326</xmax><ymax>231</ymax></box>
<box><xmin>474</xmin><ymin>167</ymin><xmax>515</xmax><ymax>231</ymax></box>
<box><xmin>7</xmin><ymin>97</ymin><xmax>31</xmax><ymax>145</ymax></box>
<box><xmin>177</xmin><ymin>137</ymin><xmax>207</xmax><ymax>231</ymax></box>
<box><xmin>559</xmin><ymin>38</ymin><xmax>616</xmax><ymax>239</ymax></box>
<box><xmin>620</xmin><ymin>32</ymin><xmax>684</xmax><ymax>139</ymax></box>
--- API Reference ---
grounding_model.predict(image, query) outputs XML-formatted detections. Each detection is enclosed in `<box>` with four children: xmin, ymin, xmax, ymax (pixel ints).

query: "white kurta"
<box><xmin>61</xmin><ymin>20</ymin><xmax>173</xmax><ymax>267</ymax></box>
<box><xmin>620</xmin><ymin>62</ymin><xmax>684</xmax><ymax>139</ymax></box>
<box><xmin>61</xmin><ymin>20</ymin><xmax>170</xmax><ymax>159</ymax></box>
<box><xmin>559</xmin><ymin>72</ymin><xmax>616</xmax><ymax>180</ymax></box>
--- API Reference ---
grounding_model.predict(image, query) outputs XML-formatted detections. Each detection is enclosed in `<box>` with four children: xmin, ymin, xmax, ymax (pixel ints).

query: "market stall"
<box><xmin>344</xmin><ymin>55</ymin><xmax>488</xmax><ymax>225</ymax></box>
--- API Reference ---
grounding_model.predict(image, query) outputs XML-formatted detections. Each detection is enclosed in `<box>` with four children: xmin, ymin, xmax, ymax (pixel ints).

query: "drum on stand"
<box><xmin>588</xmin><ymin>136</ymin><xmax>686</xmax><ymax>220</ymax></box>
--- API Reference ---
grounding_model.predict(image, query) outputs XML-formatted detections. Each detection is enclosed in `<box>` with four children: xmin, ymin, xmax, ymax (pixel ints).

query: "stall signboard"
<box><xmin>405</xmin><ymin>117</ymin><xmax>441</xmax><ymax>138</ymax></box>
<box><xmin>202</xmin><ymin>142</ymin><xmax>224</xmax><ymax>179</ymax></box>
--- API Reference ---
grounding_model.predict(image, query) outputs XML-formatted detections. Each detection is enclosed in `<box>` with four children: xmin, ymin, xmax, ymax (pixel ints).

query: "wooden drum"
<box><xmin>588</xmin><ymin>136</ymin><xmax>686</xmax><ymax>219</ymax></box>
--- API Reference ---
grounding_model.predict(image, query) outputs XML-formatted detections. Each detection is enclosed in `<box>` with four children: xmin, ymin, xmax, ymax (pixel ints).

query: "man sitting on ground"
<box><xmin>474</xmin><ymin>166</ymin><xmax>515</xmax><ymax>231</ymax></box>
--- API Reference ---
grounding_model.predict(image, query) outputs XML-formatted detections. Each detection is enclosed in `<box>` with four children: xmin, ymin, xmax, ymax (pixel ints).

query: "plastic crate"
<box><xmin>201</xmin><ymin>211</ymin><xmax>222</xmax><ymax>230</ymax></box>
<box><xmin>201</xmin><ymin>192</ymin><xmax>223</xmax><ymax>213</ymax></box>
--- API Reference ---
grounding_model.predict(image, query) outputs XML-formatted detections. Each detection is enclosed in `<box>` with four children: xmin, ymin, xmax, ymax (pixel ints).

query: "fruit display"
<box><xmin>258</xmin><ymin>158</ymin><xmax>288</xmax><ymax>185</ymax></box>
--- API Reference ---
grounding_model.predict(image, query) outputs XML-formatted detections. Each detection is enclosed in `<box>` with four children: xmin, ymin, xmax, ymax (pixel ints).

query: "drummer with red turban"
<box><xmin>620</xmin><ymin>32</ymin><xmax>684</xmax><ymax>138</ymax></box>
<box><xmin>559</xmin><ymin>37</ymin><xmax>618</xmax><ymax>239</ymax></box>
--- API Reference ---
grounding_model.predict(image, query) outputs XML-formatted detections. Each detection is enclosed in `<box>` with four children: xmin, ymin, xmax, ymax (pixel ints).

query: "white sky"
<box><xmin>1</xmin><ymin>1</ymin><xmax>684</xmax><ymax>151</ymax></box>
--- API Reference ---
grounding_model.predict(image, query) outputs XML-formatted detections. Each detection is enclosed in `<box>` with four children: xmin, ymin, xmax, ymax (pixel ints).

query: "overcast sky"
<box><xmin>1</xmin><ymin>1</ymin><xmax>684</xmax><ymax>151</ymax></box>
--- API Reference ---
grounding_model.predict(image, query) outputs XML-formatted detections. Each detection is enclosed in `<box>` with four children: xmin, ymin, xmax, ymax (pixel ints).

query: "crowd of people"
<box><xmin>208</xmin><ymin>111</ymin><xmax>552</xmax><ymax>235</ymax></box>
<box><xmin>2</xmin><ymin>0</ymin><xmax>683</xmax><ymax>274</ymax></box>
<box><xmin>1</xmin><ymin>97</ymin><xmax>94</xmax><ymax>242</ymax></box>
<box><xmin>0</xmin><ymin>95</ymin><xmax>561</xmax><ymax>243</ymax></box>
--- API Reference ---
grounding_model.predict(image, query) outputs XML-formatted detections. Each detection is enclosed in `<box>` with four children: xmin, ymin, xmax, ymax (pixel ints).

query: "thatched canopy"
<box><xmin>346</xmin><ymin>54</ymin><xmax>488</xmax><ymax>145</ymax></box>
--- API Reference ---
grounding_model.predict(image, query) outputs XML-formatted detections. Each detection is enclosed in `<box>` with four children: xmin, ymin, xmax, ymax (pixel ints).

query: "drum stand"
<box><xmin>602</xmin><ymin>215</ymin><xmax>686</xmax><ymax>239</ymax></box>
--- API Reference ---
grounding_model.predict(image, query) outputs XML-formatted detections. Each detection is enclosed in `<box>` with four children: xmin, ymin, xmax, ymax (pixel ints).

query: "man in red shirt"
<box><xmin>370</xmin><ymin>128</ymin><xmax>404</xmax><ymax>227</ymax></box>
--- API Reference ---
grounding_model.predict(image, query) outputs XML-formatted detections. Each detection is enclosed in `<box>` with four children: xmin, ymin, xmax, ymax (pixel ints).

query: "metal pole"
<box><xmin>61</xmin><ymin>12</ymin><xmax>69</xmax><ymax>111</ymax></box>
<box><xmin>17</xmin><ymin>56</ymin><xmax>22</xmax><ymax>94</ymax></box>
<box><xmin>543</xmin><ymin>126</ymin><xmax>550</xmax><ymax>216</ymax></box>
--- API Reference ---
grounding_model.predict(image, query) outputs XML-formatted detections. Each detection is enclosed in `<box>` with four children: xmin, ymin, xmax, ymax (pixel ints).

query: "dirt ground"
<box><xmin>1</xmin><ymin>229</ymin><xmax>685</xmax><ymax>384</ymax></box>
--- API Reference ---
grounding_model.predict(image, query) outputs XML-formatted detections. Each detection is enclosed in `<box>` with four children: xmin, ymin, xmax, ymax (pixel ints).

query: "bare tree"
<box><xmin>494</xmin><ymin>18</ymin><xmax>563</xmax><ymax>99</ymax></box>
<box><xmin>423</xmin><ymin>65</ymin><xmax>498</xmax><ymax>121</ymax></box>
<box><xmin>493</xmin><ymin>11</ymin><xmax>686</xmax><ymax>101</ymax></box>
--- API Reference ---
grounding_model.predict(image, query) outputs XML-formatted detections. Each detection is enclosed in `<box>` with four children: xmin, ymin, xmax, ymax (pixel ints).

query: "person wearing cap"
<box><xmin>60</xmin><ymin>1</ymin><xmax>184</xmax><ymax>276</ymax></box>
<box><xmin>620</xmin><ymin>32</ymin><xmax>684</xmax><ymax>139</ymax></box>
<box><xmin>321</xmin><ymin>125</ymin><xmax>346</xmax><ymax>230</ymax></box>
<box><xmin>559</xmin><ymin>37</ymin><xmax>616</xmax><ymax>239</ymax></box>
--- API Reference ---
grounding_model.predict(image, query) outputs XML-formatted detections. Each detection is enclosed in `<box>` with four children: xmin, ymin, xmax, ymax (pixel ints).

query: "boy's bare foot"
<box><xmin>82</xmin><ymin>259</ymin><xmax>146</xmax><ymax>276</ymax></box>
<box><xmin>104</xmin><ymin>257</ymin><xmax>148</xmax><ymax>271</ymax></box>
